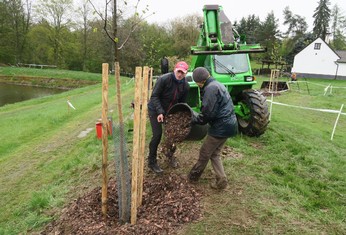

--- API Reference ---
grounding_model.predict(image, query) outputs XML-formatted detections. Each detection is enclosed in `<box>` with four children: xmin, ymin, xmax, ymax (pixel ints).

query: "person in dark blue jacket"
<box><xmin>147</xmin><ymin>61</ymin><xmax>190</xmax><ymax>174</ymax></box>
<box><xmin>189</xmin><ymin>67</ymin><xmax>238</xmax><ymax>189</ymax></box>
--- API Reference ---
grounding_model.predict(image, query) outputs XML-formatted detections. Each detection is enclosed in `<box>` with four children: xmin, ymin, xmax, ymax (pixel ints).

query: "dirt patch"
<box><xmin>41</xmin><ymin>173</ymin><xmax>202</xmax><ymax>235</ymax></box>
<box><xmin>221</xmin><ymin>146</ymin><xmax>244</xmax><ymax>159</ymax></box>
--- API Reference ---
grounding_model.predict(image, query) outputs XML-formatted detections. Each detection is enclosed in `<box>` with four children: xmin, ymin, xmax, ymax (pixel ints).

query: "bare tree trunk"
<box><xmin>113</xmin><ymin>0</ymin><xmax>118</xmax><ymax>63</ymax></box>
<box><xmin>82</xmin><ymin>1</ymin><xmax>88</xmax><ymax>71</ymax></box>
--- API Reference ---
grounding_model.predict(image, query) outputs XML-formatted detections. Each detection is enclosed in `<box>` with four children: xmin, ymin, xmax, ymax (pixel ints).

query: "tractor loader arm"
<box><xmin>191</xmin><ymin>5</ymin><xmax>266</xmax><ymax>55</ymax></box>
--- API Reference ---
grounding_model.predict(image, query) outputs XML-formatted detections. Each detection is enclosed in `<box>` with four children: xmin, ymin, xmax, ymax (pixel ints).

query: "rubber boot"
<box><xmin>188</xmin><ymin>166</ymin><xmax>203</xmax><ymax>183</ymax></box>
<box><xmin>148</xmin><ymin>157</ymin><xmax>163</xmax><ymax>175</ymax></box>
<box><xmin>210</xmin><ymin>177</ymin><xmax>228</xmax><ymax>190</ymax></box>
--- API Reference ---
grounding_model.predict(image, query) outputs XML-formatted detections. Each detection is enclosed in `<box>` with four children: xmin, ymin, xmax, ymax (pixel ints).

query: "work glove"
<box><xmin>191</xmin><ymin>111</ymin><xmax>208</xmax><ymax>125</ymax></box>
<box><xmin>191</xmin><ymin>111</ymin><xmax>199</xmax><ymax>124</ymax></box>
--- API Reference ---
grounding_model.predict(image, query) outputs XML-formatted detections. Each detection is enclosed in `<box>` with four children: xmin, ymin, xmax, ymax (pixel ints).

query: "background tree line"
<box><xmin>0</xmin><ymin>0</ymin><xmax>345</xmax><ymax>75</ymax></box>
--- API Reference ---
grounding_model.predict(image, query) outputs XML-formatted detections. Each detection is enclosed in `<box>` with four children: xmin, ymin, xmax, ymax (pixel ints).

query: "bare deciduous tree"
<box><xmin>87</xmin><ymin>0</ymin><xmax>153</xmax><ymax>64</ymax></box>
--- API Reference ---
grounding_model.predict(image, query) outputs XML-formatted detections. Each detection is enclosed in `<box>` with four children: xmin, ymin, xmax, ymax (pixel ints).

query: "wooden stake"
<box><xmin>101</xmin><ymin>63</ymin><xmax>109</xmax><ymax>217</ymax></box>
<box><xmin>137</xmin><ymin>67</ymin><xmax>149</xmax><ymax>206</ymax></box>
<box><xmin>148</xmin><ymin>68</ymin><xmax>153</xmax><ymax>99</ymax></box>
<box><xmin>131</xmin><ymin>67</ymin><xmax>142</xmax><ymax>224</ymax></box>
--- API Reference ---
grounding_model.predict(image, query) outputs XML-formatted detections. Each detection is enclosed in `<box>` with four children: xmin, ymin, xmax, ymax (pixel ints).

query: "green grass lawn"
<box><xmin>0</xmin><ymin>68</ymin><xmax>345</xmax><ymax>234</ymax></box>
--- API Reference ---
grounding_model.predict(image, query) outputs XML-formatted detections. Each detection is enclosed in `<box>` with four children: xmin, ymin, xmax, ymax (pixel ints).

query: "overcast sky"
<box><xmin>128</xmin><ymin>0</ymin><xmax>345</xmax><ymax>31</ymax></box>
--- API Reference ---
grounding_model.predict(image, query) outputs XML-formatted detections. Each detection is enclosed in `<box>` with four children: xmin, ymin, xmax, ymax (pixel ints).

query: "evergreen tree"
<box><xmin>283</xmin><ymin>6</ymin><xmax>308</xmax><ymax>37</ymax></box>
<box><xmin>312</xmin><ymin>0</ymin><xmax>331</xmax><ymax>40</ymax></box>
<box><xmin>234</xmin><ymin>14</ymin><xmax>261</xmax><ymax>44</ymax></box>
<box><xmin>256</xmin><ymin>12</ymin><xmax>281</xmax><ymax>61</ymax></box>
<box><xmin>281</xmin><ymin>6</ymin><xmax>309</xmax><ymax>67</ymax></box>
<box><xmin>330</xmin><ymin>4</ymin><xmax>346</xmax><ymax>50</ymax></box>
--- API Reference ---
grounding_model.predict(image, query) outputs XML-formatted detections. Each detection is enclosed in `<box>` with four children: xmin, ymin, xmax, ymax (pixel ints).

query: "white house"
<box><xmin>292</xmin><ymin>38</ymin><xmax>346</xmax><ymax>80</ymax></box>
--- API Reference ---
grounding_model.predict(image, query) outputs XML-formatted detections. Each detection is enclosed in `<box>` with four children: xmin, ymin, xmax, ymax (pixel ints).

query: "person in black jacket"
<box><xmin>188</xmin><ymin>67</ymin><xmax>238</xmax><ymax>189</ymax></box>
<box><xmin>160</xmin><ymin>56</ymin><xmax>169</xmax><ymax>74</ymax></box>
<box><xmin>147</xmin><ymin>61</ymin><xmax>190</xmax><ymax>174</ymax></box>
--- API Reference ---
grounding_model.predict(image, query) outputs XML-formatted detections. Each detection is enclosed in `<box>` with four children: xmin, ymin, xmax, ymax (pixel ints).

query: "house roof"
<box><xmin>336</xmin><ymin>50</ymin><xmax>346</xmax><ymax>63</ymax></box>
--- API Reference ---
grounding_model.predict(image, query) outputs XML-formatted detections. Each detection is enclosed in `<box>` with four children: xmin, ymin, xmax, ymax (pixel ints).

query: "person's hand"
<box><xmin>191</xmin><ymin>111</ymin><xmax>199</xmax><ymax>124</ymax></box>
<box><xmin>157</xmin><ymin>114</ymin><xmax>164</xmax><ymax>123</ymax></box>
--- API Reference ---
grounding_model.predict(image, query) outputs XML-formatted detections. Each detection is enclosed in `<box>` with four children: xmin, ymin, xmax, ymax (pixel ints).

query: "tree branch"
<box><xmin>118</xmin><ymin>12</ymin><xmax>154</xmax><ymax>50</ymax></box>
<box><xmin>87</xmin><ymin>0</ymin><xmax>154</xmax><ymax>51</ymax></box>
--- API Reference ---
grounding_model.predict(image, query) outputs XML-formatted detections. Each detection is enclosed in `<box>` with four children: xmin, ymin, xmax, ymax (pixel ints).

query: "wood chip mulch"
<box><xmin>162</xmin><ymin>111</ymin><xmax>191</xmax><ymax>155</ymax></box>
<box><xmin>41</xmin><ymin>173</ymin><xmax>202</xmax><ymax>235</ymax></box>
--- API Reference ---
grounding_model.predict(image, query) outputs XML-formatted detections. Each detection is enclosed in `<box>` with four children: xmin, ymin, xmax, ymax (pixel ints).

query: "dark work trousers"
<box><xmin>148</xmin><ymin>112</ymin><xmax>162</xmax><ymax>165</ymax></box>
<box><xmin>189</xmin><ymin>135</ymin><xmax>228</xmax><ymax>180</ymax></box>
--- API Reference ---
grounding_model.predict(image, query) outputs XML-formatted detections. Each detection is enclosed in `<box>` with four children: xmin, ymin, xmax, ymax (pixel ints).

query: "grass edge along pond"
<box><xmin>0</xmin><ymin>68</ymin><xmax>345</xmax><ymax>234</ymax></box>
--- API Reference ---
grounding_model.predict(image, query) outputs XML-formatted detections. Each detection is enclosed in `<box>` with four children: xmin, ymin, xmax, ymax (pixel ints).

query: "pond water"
<box><xmin>0</xmin><ymin>83</ymin><xmax>65</xmax><ymax>107</ymax></box>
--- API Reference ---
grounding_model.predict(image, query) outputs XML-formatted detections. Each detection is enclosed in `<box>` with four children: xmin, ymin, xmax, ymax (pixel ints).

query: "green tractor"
<box><xmin>185</xmin><ymin>5</ymin><xmax>269</xmax><ymax>137</ymax></box>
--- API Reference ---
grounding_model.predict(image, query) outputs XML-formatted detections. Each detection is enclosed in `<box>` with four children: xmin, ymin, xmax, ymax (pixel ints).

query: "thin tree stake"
<box><xmin>131</xmin><ymin>67</ymin><xmax>142</xmax><ymax>224</ymax></box>
<box><xmin>101</xmin><ymin>63</ymin><xmax>109</xmax><ymax>217</ymax></box>
<box><xmin>138</xmin><ymin>67</ymin><xmax>149</xmax><ymax>206</ymax></box>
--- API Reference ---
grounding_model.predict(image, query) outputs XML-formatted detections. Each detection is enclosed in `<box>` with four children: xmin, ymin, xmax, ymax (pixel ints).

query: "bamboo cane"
<box><xmin>101</xmin><ymin>63</ymin><xmax>109</xmax><ymax>217</ymax></box>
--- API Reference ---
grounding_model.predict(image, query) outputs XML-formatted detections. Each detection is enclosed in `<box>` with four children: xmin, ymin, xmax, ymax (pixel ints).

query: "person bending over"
<box><xmin>147</xmin><ymin>61</ymin><xmax>190</xmax><ymax>174</ymax></box>
<box><xmin>189</xmin><ymin>67</ymin><xmax>238</xmax><ymax>189</ymax></box>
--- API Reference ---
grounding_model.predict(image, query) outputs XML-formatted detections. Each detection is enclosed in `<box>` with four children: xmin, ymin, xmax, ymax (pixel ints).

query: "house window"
<box><xmin>314</xmin><ymin>43</ymin><xmax>321</xmax><ymax>50</ymax></box>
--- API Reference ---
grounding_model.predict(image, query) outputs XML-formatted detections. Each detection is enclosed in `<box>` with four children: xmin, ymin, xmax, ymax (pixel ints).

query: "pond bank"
<box><xmin>0</xmin><ymin>75</ymin><xmax>99</xmax><ymax>90</ymax></box>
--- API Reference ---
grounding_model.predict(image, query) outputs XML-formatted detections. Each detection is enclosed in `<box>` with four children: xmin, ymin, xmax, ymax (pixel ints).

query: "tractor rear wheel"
<box><xmin>236</xmin><ymin>89</ymin><xmax>269</xmax><ymax>137</ymax></box>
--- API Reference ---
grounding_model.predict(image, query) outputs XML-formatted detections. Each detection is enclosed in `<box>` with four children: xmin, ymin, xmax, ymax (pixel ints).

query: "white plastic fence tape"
<box><xmin>267</xmin><ymin>99</ymin><xmax>345</xmax><ymax>140</ymax></box>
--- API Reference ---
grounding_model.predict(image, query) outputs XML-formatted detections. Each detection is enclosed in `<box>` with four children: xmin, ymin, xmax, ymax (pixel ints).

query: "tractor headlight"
<box><xmin>244</xmin><ymin>76</ymin><xmax>255</xmax><ymax>82</ymax></box>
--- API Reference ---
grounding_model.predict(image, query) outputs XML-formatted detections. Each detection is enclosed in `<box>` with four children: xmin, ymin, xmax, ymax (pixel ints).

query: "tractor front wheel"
<box><xmin>236</xmin><ymin>89</ymin><xmax>269</xmax><ymax>137</ymax></box>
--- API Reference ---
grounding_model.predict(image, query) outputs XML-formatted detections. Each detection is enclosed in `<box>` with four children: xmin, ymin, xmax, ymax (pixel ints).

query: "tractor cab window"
<box><xmin>214</xmin><ymin>54</ymin><xmax>249</xmax><ymax>74</ymax></box>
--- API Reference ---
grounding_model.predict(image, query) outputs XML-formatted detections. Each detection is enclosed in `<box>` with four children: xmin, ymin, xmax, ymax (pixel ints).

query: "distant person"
<box><xmin>147</xmin><ymin>61</ymin><xmax>190</xmax><ymax>174</ymax></box>
<box><xmin>160</xmin><ymin>57</ymin><xmax>169</xmax><ymax>74</ymax></box>
<box><xmin>188</xmin><ymin>67</ymin><xmax>238</xmax><ymax>189</ymax></box>
<box><xmin>291</xmin><ymin>73</ymin><xmax>297</xmax><ymax>82</ymax></box>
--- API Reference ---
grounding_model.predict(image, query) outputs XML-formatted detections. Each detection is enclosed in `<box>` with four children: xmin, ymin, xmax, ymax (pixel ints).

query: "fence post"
<box><xmin>131</xmin><ymin>67</ymin><xmax>142</xmax><ymax>224</ymax></box>
<box><xmin>331</xmin><ymin>104</ymin><xmax>344</xmax><ymax>141</ymax></box>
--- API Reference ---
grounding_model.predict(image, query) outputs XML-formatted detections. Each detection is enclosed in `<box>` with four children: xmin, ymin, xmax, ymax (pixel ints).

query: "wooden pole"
<box><xmin>148</xmin><ymin>68</ymin><xmax>153</xmax><ymax>99</ymax></box>
<box><xmin>131</xmin><ymin>67</ymin><xmax>142</xmax><ymax>224</ymax></box>
<box><xmin>101</xmin><ymin>63</ymin><xmax>109</xmax><ymax>217</ymax></box>
<box><xmin>137</xmin><ymin>67</ymin><xmax>149</xmax><ymax>206</ymax></box>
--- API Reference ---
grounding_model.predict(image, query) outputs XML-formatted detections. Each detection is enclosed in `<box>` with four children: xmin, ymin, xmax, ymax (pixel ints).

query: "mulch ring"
<box><xmin>42</xmin><ymin>173</ymin><xmax>203</xmax><ymax>235</ymax></box>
